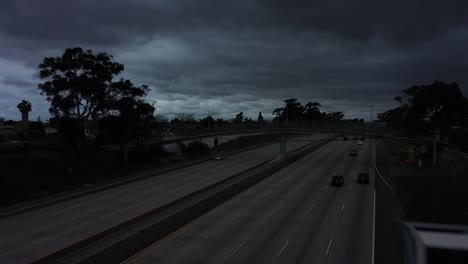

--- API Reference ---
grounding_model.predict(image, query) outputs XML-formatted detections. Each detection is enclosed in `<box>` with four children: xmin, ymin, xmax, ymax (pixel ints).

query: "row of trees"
<box><xmin>377</xmin><ymin>80</ymin><xmax>468</xmax><ymax>164</ymax></box>
<box><xmin>15</xmin><ymin>47</ymin><xmax>365</xmax><ymax>164</ymax></box>
<box><xmin>272</xmin><ymin>98</ymin><xmax>363</xmax><ymax>123</ymax></box>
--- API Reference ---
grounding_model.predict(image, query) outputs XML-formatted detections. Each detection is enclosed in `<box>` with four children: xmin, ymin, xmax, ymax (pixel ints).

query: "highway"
<box><xmin>0</xmin><ymin>133</ymin><xmax>330</xmax><ymax>263</ymax></box>
<box><xmin>126</xmin><ymin>138</ymin><xmax>375</xmax><ymax>264</ymax></box>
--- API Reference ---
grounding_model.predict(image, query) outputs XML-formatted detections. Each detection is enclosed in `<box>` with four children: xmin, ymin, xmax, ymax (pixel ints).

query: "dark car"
<box><xmin>331</xmin><ymin>175</ymin><xmax>344</xmax><ymax>186</ymax></box>
<box><xmin>342</xmin><ymin>135</ymin><xmax>349</xmax><ymax>141</ymax></box>
<box><xmin>357</xmin><ymin>172</ymin><xmax>370</xmax><ymax>184</ymax></box>
<box><xmin>353</xmin><ymin>136</ymin><xmax>359</xmax><ymax>140</ymax></box>
<box><xmin>360</xmin><ymin>137</ymin><xmax>365</xmax><ymax>140</ymax></box>
<box><xmin>349</xmin><ymin>149</ymin><xmax>357</xmax><ymax>156</ymax></box>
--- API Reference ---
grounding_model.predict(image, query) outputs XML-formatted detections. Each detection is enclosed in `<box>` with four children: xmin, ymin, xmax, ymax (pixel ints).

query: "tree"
<box><xmin>272</xmin><ymin>98</ymin><xmax>305</xmax><ymax>126</ymax></box>
<box><xmin>303</xmin><ymin>102</ymin><xmax>321</xmax><ymax>119</ymax></box>
<box><xmin>17</xmin><ymin>100</ymin><xmax>32</xmax><ymax>136</ymax></box>
<box><xmin>154</xmin><ymin>114</ymin><xmax>168</xmax><ymax>123</ymax></box>
<box><xmin>257</xmin><ymin>112</ymin><xmax>264</xmax><ymax>124</ymax></box>
<box><xmin>200</xmin><ymin>115</ymin><xmax>215</xmax><ymax>128</ymax></box>
<box><xmin>303</xmin><ymin>101</ymin><xmax>322</xmax><ymax>127</ymax></box>
<box><xmin>173</xmin><ymin>113</ymin><xmax>196</xmax><ymax>123</ymax></box>
<box><xmin>104</xmin><ymin>79</ymin><xmax>155</xmax><ymax>162</ymax></box>
<box><xmin>234</xmin><ymin>112</ymin><xmax>244</xmax><ymax>123</ymax></box>
<box><xmin>0</xmin><ymin>117</ymin><xmax>5</xmax><ymax>124</ymax></box>
<box><xmin>38</xmin><ymin>47</ymin><xmax>154</xmax><ymax>165</ymax></box>
<box><xmin>38</xmin><ymin>47</ymin><xmax>124</xmax><ymax>121</ymax></box>
<box><xmin>183</xmin><ymin>141</ymin><xmax>210</xmax><ymax>157</ymax></box>
<box><xmin>215</xmin><ymin>118</ymin><xmax>228</xmax><ymax>127</ymax></box>
<box><xmin>393</xmin><ymin>81</ymin><xmax>466</xmax><ymax>164</ymax></box>
<box><xmin>17</xmin><ymin>100</ymin><xmax>32</xmax><ymax>115</ymax></box>
<box><xmin>4</xmin><ymin>120</ymin><xmax>15</xmax><ymax>126</ymax></box>
<box><xmin>327</xmin><ymin>112</ymin><xmax>345</xmax><ymax>121</ymax></box>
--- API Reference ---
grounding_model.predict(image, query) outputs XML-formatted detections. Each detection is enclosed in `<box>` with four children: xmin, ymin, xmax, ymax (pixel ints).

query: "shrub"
<box><xmin>183</xmin><ymin>141</ymin><xmax>210</xmax><ymax>157</ymax></box>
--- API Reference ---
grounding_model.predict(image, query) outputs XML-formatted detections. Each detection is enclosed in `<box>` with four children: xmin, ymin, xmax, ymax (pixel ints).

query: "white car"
<box><xmin>357</xmin><ymin>141</ymin><xmax>363</xmax><ymax>145</ymax></box>
<box><xmin>213</xmin><ymin>154</ymin><xmax>226</xmax><ymax>161</ymax></box>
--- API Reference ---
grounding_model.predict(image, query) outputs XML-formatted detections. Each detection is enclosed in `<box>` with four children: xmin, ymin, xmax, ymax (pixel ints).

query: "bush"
<box><xmin>129</xmin><ymin>144</ymin><xmax>168</xmax><ymax>162</ymax></box>
<box><xmin>183</xmin><ymin>141</ymin><xmax>210</xmax><ymax>157</ymax></box>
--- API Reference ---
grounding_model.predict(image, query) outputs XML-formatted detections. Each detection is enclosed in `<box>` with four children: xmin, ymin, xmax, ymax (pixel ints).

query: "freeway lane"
<box><xmin>127</xmin><ymin>138</ymin><xmax>375</xmax><ymax>264</ymax></box>
<box><xmin>0</xmin><ymin>133</ymin><xmax>330</xmax><ymax>264</ymax></box>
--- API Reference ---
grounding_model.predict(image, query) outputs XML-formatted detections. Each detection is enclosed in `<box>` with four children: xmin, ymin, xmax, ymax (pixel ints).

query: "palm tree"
<box><xmin>17</xmin><ymin>100</ymin><xmax>32</xmax><ymax>136</ymax></box>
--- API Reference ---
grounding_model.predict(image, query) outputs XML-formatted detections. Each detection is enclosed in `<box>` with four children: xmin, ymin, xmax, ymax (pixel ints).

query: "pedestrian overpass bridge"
<box><xmin>149</xmin><ymin>127</ymin><xmax>414</xmax><ymax>156</ymax></box>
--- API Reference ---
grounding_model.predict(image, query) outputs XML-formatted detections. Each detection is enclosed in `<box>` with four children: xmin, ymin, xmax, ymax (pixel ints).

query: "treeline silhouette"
<box><xmin>0</xmin><ymin>47</ymin><xmax>363</xmax><ymax>205</ymax></box>
<box><xmin>376</xmin><ymin>80</ymin><xmax>468</xmax><ymax>164</ymax></box>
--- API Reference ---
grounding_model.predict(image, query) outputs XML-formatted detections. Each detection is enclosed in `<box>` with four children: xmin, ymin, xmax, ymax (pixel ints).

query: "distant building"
<box><xmin>45</xmin><ymin>127</ymin><xmax>58</xmax><ymax>135</ymax></box>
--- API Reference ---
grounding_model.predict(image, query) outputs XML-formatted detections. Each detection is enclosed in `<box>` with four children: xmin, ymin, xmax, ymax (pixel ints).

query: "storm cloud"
<box><xmin>1</xmin><ymin>0</ymin><xmax>468</xmax><ymax>121</ymax></box>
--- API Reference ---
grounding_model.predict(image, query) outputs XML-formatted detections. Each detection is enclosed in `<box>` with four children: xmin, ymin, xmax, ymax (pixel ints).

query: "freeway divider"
<box><xmin>30</xmin><ymin>134</ymin><xmax>337</xmax><ymax>264</ymax></box>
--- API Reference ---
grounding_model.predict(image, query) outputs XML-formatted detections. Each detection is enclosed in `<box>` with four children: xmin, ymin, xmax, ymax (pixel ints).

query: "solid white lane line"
<box><xmin>277</xmin><ymin>240</ymin><xmax>290</xmax><ymax>256</ymax></box>
<box><xmin>372</xmin><ymin>189</ymin><xmax>376</xmax><ymax>264</ymax></box>
<box><xmin>307</xmin><ymin>203</ymin><xmax>316</xmax><ymax>214</ymax></box>
<box><xmin>374</xmin><ymin>139</ymin><xmax>393</xmax><ymax>191</ymax></box>
<box><xmin>225</xmin><ymin>215</ymin><xmax>238</xmax><ymax>225</ymax></box>
<box><xmin>325</xmin><ymin>232</ymin><xmax>336</xmax><ymax>256</ymax></box>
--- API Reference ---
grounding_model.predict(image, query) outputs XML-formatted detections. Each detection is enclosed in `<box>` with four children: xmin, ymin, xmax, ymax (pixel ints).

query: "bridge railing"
<box><xmin>171</xmin><ymin>120</ymin><xmax>391</xmax><ymax>138</ymax></box>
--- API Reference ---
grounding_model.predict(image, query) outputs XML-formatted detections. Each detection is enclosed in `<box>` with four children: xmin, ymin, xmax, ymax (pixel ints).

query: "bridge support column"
<box><xmin>280</xmin><ymin>133</ymin><xmax>286</xmax><ymax>156</ymax></box>
<box><xmin>176</xmin><ymin>141</ymin><xmax>182</xmax><ymax>156</ymax></box>
<box><xmin>408</xmin><ymin>145</ymin><xmax>415</xmax><ymax>161</ymax></box>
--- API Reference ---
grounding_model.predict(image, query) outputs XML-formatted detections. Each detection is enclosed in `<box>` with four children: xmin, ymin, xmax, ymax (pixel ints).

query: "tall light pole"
<box><xmin>371</xmin><ymin>104</ymin><xmax>373</xmax><ymax>122</ymax></box>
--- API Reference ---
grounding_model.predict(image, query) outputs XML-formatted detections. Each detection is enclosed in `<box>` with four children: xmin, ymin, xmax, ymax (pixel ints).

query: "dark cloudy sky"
<box><xmin>1</xmin><ymin>0</ymin><xmax>468</xmax><ymax>121</ymax></box>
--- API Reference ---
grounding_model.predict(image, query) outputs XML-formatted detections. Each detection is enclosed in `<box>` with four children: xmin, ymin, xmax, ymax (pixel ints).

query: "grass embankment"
<box><xmin>387</xmin><ymin>140</ymin><xmax>468</xmax><ymax>225</ymax></box>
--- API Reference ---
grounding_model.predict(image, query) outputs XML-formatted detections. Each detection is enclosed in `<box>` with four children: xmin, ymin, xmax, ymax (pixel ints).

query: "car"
<box><xmin>360</xmin><ymin>137</ymin><xmax>365</xmax><ymax>140</ymax></box>
<box><xmin>357</xmin><ymin>172</ymin><xmax>370</xmax><ymax>184</ymax></box>
<box><xmin>213</xmin><ymin>154</ymin><xmax>226</xmax><ymax>160</ymax></box>
<box><xmin>342</xmin><ymin>135</ymin><xmax>349</xmax><ymax>141</ymax></box>
<box><xmin>353</xmin><ymin>136</ymin><xmax>358</xmax><ymax>140</ymax></box>
<box><xmin>357</xmin><ymin>141</ymin><xmax>363</xmax><ymax>145</ymax></box>
<box><xmin>349</xmin><ymin>149</ymin><xmax>357</xmax><ymax>156</ymax></box>
<box><xmin>331</xmin><ymin>175</ymin><xmax>344</xmax><ymax>186</ymax></box>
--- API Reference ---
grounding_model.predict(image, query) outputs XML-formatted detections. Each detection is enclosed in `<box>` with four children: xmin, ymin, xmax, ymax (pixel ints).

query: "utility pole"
<box><xmin>370</xmin><ymin>104</ymin><xmax>373</xmax><ymax>122</ymax></box>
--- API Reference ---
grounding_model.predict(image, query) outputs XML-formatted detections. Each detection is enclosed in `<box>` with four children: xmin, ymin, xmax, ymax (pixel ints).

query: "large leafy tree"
<box><xmin>303</xmin><ymin>102</ymin><xmax>322</xmax><ymax>120</ymax></box>
<box><xmin>99</xmin><ymin>79</ymin><xmax>155</xmax><ymax>162</ymax></box>
<box><xmin>38</xmin><ymin>47</ymin><xmax>124</xmax><ymax>120</ymax></box>
<box><xmin>272</xmin><ymin>98</ymin><xmax>305</xmax><ymax>122</ymax></box>
<box><xmin>38</xmin><ymin>47</ymin><xmax>154</xmax><ymax>165</ymax></box>
<box><xmin>389</xmin><ymin>81</ymin><xmax>466</xmax><ymax>164</ymax></box>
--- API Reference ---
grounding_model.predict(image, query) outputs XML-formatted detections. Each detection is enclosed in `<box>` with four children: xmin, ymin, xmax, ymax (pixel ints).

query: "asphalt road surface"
<box><xmin>0</xmin><ymin>133</ymin><xmax>329</xmax><ymax>264</ymax></box>
<box><xmin>127</xmin><ymin>138</ymin><xmax>375</xmax><ymax>264</ymax></box>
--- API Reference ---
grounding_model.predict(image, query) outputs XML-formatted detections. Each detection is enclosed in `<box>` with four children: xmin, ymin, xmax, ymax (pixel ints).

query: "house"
<box><xmin>45</xmin><ymin>127</ymin><xmax>58</xmax><ymax>135</ymax></box>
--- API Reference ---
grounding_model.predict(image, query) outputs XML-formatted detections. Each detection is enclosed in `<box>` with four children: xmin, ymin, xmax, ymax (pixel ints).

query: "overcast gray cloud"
<box><xmin>1</xmin><ymin>0</ymin><xmax>468</xmax><ymax>121</ymax></box>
